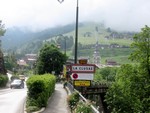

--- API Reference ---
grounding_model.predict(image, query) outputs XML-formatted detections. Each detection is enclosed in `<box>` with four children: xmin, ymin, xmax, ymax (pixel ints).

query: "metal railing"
<box><xmin>66</xmin><ymin>82</ymin><xmax>74</xmax><ymax>94</ymax></box>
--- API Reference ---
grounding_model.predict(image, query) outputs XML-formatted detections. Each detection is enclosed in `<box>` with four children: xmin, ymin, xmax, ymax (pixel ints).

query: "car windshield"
<box><xmin>12</xmin><ymin>80</ymin><xmax>21</xmax><ymax>84</ymax></box>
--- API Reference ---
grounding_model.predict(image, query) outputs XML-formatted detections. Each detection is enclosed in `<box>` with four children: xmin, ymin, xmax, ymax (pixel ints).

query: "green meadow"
<box><xmin>56</xmin><ymin>22</ymin><xmax>135</xmax><ymax>65</ymax></box>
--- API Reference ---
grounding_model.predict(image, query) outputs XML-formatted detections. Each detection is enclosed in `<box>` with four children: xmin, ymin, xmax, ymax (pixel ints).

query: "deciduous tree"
<box><xmin>105</xmin><ymin>25</ymin><xmax>150</xmax><ymax>113</ymax></box>
<box><xmin>0</xmin><ymin>20</ymin><xmax>6</xmax><ymax>75</ymax></box>
<box><xmin>35</xmin><ymin>44</ymin><xmax>67</xmax><ymax>75</ymax></box>
<box><xmin>0</xmin><ymin>20</ymin><xmax>6</xmax><ymax>37</ymax></box>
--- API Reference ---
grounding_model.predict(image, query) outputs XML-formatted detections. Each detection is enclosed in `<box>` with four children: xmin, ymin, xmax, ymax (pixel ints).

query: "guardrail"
<box><xmin>66</xmin><ymin>82</ymin><xmax>74</xmax><ymax>94</ymax></box>
<box><xmin>67</xmin><ymin>82</ymin><xmax>100</xmax><ymax>113</ymax></box>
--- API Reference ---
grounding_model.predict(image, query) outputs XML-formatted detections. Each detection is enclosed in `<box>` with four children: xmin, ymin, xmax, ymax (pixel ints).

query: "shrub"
<box><xmin>0</xmin><ymin>75</ymin><xmax>8</xmax><ymax>87</ymax></box>
<box><xmin>75</xmin><ymin>101</ymin><xmax>92</xmax><ymax>113</ymax></box>
<box><xmin>26</xmin><ymin>97</ymin><xmax>39</xmax><ymax>107</ymax></box>
<box><xmin>26</xmin><ymin>106</ymin><xmax>40</xmax><ymax>113</ymax></box>
<box><xmin>26</xmin><ymin>74</ymin><xmax>56</xmax><ymax>112</ymax></box>
<box><xmin>67</xmin><ymin>92</ymin><xmax>79</xmax><ymax>111</ymax></box>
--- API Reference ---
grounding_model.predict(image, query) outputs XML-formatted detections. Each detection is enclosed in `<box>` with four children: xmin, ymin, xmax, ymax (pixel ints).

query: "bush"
<box><xmin>75</xmin><ymin>101</ymin><xmax>92</xmax><ymax>113</ymax></box>
<box><xmin>26</xmin><ymin>106</ymin><xmax>40</xmax><ymax>113</ymax></box>
<box><xmin>0</xmin><ymin>75</ymin><xmax>8</xmax><ymax>87</ymax></box>
<box><xmin>67</xmin><ymin>91</ymin><xmax>93</xmax><ymax>113</ymax></box>
<box><xmin>67</xmin><ymin>92</ymin><xmax>79</xmax><ymax>111</ymax></box>
<box><xmin>26</xmin><ymin>97</ymin><xmax>39</xmax><ymax>107</ymax></box>
<box><xmin>26</xmin><ymin>74</ymin><xmax>56</xmax><ymax>112</ymax></box>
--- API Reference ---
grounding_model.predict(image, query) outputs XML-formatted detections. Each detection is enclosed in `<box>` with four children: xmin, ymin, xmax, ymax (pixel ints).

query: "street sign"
<box><xmin>71</xmin><ymin>73</ymin><xmax>93</xmax><ymax>80</ymax></box>
<box><xmin>71</xmin><ymin>64</ymin><xmax>95</xmax><ymax>73</ymax></box>
<box><xmin>79</xmin><ymin>59</ymin><xmax>87</xmax><ymax>64</ymax></box>
<box><xmin>72</xmin><ymin>73</ymin><xmax>78</xmax><ymax>79</ymax></box>
<box><xmin>74</xmin><ymin>80</ymin><xmax>91</xmax><ymax>87</ymax></box>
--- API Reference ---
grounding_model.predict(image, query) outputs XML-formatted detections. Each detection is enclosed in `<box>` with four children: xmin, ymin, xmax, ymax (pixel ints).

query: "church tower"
<box><xmin>93</xmin><ymin>26</ymin><xmax>101</xmax><ymax>65</ymax></box>
<box><xmin>93</xmin><ymin>41</ymin><xmax>101</xmax><ymax>65</ymax></box>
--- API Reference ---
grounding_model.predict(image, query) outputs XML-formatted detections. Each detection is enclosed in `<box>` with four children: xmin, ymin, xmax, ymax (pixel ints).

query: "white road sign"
<box><xmin>71</xmin><ymin>73</ymin><xmax>94</xmax><ymax>80</ymax></box>
<box><xmin>71</xmin><ymin>64</ymin><xmax>95</xmax><ymax>73</ymax></box>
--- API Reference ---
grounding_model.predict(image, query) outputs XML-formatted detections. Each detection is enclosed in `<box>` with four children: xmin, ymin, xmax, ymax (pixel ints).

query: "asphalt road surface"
<box><xmin>0</xmin><ymin>88</ymin><xmax>27</xmax><ymax>113</ymax></box>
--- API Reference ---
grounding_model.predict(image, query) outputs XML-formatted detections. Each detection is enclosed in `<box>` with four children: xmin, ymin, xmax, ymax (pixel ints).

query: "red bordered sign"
<box><xmin>71</xmin><ymin>64</ymin><xmax>95</xmax><ymax>73</ymax></box>
<box><xmin>72</xmin><ymin>73</ymin><xmax>78</xmax><ymax>79</ymax></box>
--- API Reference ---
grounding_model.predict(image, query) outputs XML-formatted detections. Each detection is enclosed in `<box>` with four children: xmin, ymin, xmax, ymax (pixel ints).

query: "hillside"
<box><xmin>64</xmin><ymin>22</ymin><xmax>134</xmax><ymax>46</ymax></box>
<box><xmin>1</xmin><ymin>22</ymin><xmax>136</xmax><ymax>64</ymax></box>
<box><xmin>49</xmin><ymin>22</ymin><xmax>136</xmax><ymax>64</ymax></box>
<box><xmin>1</xmin><ymin>23</ymin><xmax>77</xmax><ymax>51</ymax></box>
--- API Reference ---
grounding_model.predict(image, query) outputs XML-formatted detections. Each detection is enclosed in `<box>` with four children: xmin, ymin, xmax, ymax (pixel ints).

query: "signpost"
<box><xmin>70</xmin><ymin>60</ymin><xmax>96</xmax><ymax>87</ymax></box>
<box><xmin>69</xmin><ymin>59</ymin><xmax>96</xmax><ymax>87</ymax></box>
<box><xmin>79</xmin><ymin>59</ymin><xmax>87</xmax><ymax>64</ymax></box>
<box><xmin>71</xmin><ymin>64</ymin><xmax>95</xmax><ymax>73</ymax></box>
<box><xmin>74</xmin><ymin>80</ymin><xmax>91</xmax><ymax>87</ymax></box>
<box><xmin>72</xmin><ymin>73</ymin><xmax>78</xmax><ymax>80</ymax></box>
<box><xmin>71</xmin><ymin>73</ymin><xmax>94</xmax><ymax>80</ymax></box>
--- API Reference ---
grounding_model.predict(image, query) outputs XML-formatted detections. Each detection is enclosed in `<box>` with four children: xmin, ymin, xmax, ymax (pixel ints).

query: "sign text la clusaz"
<box><xmin>72</xmin><ymin>66</ymin><xmax>94</xmax><ymax>71</ymax></box>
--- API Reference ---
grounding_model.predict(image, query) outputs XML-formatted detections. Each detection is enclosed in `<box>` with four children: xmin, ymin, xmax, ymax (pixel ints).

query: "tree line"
<box><xmin>103</xmin><ymin>25</ymin><xmax>150</xmax><ymax>113</ymax></box>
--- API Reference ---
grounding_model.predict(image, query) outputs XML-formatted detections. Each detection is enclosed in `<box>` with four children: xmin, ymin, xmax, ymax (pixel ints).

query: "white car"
<box><xmin>10</xmin><ymin>79</ymin><xmax>24</xmax><ymax>89</ymax></box>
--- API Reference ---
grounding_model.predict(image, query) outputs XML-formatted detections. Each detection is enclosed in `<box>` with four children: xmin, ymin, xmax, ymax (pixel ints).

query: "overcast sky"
<box><xmin>0</xmin><ymin>0</ymin><xmax>150</xmax><ymax>31</ymax></box>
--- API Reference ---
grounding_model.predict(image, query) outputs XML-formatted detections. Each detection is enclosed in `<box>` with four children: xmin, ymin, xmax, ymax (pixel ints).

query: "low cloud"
<box><xmin>0</xmin><ymin>0</ymin><xmax>150</xmax><ymax>31</ymax></box>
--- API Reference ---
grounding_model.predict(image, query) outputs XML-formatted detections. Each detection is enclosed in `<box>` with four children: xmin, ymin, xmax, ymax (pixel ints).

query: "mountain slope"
<box><xmin>1</xmin><ymin>23</ymin><xmax>78</xmax><ymax>51</ymax></box>
<box><xmin>1</xmin><ymin>22</ymin><xmax>136</xmax><ymax>64</ymax></box>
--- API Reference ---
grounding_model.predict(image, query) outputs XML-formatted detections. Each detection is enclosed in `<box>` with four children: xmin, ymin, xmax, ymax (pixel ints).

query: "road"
<box><xmin>0</xmin><ymin>88</ymin><xmax>27</xmax><ymax>113</ymax></box>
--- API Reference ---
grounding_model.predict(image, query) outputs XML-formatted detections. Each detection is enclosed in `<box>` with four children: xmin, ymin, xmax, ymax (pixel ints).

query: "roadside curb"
<box><xmin>32</xmin><ymin>108</ymin><xmax>45</xmax><ymax>113</ymax></box>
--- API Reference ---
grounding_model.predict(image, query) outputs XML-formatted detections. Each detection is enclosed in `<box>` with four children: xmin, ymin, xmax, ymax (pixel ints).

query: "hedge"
<box><xmin>26</xmin><ymin>74</ymin><xmax>56</xmax><ymax>112</ymax></box>
<box><xmin>0</xmin><ymin>75</ymin><xmax>8</xmax><ymax>87</ymax></box>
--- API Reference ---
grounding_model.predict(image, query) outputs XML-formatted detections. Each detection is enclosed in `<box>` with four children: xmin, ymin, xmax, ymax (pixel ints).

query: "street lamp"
<box><xmin>64</xmin><ymin>36</ymin><xmax>66</xmax><ymax>55</ymax></box>
<box><xmin>58</xmin><ymin>0</ymin><xmax>79</xmax><ymax>64</ymax></box>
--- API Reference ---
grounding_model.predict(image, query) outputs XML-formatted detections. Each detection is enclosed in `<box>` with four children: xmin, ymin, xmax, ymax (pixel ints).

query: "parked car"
<box><xmin>10</xmin><ymin>79</ymin><xmax>24</xmax><ymax>89</ymax></box>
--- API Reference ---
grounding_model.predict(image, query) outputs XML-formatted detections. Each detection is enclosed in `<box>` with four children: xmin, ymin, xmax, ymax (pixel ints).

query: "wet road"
<box><xmin>0</xmin><ymin>88</ymin><xmax>27</xmax><ymax>113</ymax></box>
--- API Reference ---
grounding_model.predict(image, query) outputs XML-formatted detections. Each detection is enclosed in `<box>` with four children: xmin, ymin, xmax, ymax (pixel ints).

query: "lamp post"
<box><xmin>64</xmin><ymin>36</ymin><xmax>66</xmax><ymax>55</ymax></box>
<box><xmin>74</xmin><ymin>0</ymin><xmax>79</xmax><ymax>64</ymax></box>
<box><xmin>58</xmin><ymin>0</ymin><xmax>79</xmax><ymax>64</ymax></box>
